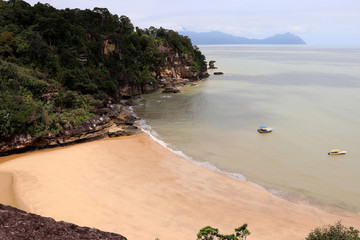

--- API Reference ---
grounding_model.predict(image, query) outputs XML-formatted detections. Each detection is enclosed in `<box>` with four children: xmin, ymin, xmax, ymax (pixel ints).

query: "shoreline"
<box><xmin>0</xmin><ymin>77</ymin><xmax>205</xmax><ymax>157</ymax></box>
<box><xmin>134</xmin><ymin>82</ymin><xmax>357</xmax><ymax>216</ymax></box>
<box><xmin>0</xmin><ymin>133</ymin><xmax>360</xmax><ymax>239</ymax></box>
<box><xmin>138</xmin><ymin>119</ymin><xmax>359</xmax><ymax>216</ymax></box>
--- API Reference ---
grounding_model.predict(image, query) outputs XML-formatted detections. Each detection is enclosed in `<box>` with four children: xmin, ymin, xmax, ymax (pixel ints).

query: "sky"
<box><xmin>24</xmin><ymin>0</ymin><xmax>360</xmax><ymax>45</ymax></box>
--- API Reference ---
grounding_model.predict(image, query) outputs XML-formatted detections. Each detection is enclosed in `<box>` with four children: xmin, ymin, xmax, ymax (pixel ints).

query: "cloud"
<box><xmin>23</xmin><ymin>0</ymin><xmax>360</xmax><ymax>45</ymax></box>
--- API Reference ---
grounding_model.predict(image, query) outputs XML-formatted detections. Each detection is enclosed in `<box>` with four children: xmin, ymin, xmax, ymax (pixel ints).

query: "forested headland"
<box><xmin>0</xmin><ymin>0</ymin><xmax>208</xmax><ymax>153</ymax></box>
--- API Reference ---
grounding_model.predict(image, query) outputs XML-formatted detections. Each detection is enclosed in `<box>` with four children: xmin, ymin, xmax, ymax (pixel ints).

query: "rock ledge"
<box><xmin>0</xmin><ymin>204</ymin><xmax>127</xmax><ymax>240</ymax></box>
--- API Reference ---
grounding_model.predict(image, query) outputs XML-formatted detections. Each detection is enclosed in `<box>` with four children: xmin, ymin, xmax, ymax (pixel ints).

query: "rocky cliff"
<box><xmin>0</xmin><ymin>98</ymin><xmax>139</xmax><ymax>155</ymax></box>
<box><xmin>118</xmin><ymin>45</ymin><xmax>209</xmax><ymax>98</ymax></box>
<box><xmin>0</xmin><ymin>204</ymin><xmax>127</xmax><ymax>240</ymax></box>
<box><xmin>0</xmin><ymin>49</ymin><xmax>208</xmax><ymax>155</ymax></box>
<box><xmin>0</xmin><ymin>2</ymin><xmax>209</xmax><ymax>155</ymax></box>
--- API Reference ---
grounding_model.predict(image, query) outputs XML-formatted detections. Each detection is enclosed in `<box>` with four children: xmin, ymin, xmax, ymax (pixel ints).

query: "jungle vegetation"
<box><xmin>0</xmin><ymin>0</ymin><xmax>206</xmax><ymax>140</ymax></box>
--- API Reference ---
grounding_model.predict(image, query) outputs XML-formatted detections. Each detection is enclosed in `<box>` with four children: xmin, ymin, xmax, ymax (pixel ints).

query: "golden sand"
<box><xmin>0</xmin><ymin>133</ymin><xmax>359</xmax><ymax>239</ymax></box>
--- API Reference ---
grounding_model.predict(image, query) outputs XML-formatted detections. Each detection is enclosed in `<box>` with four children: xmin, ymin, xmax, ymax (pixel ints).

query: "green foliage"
<box><xmin>0</xmin><ymin>0</ymin><xmax>207</xmax><ymax>140</ymax></box>
<box><xmin>197</xmin><ymin>225</ymin><xmax>251</xmax><ymax>240</ymax></box>
<box><xmin>305</xmin><ymin>221</ymin><xmax>360</xmax><ymax>240</ymax></box>
<box><xmin>0</xmin><ymin>89</ymin><xmax>46</xmax><ymax>138</ymax></box>
<box><xmin>0</xmin><ymin>0</ymin><xmax>206</xmax><ymax>89</ymax></box>
<box><xmin>235</xmin><ymin>224</ymin><xmax>251</xmax><ymax>240</ymax></box>
<box><xmin>198</xmin><ymin>226</ymin><xmax>219</xmax><ymax>240</ymax></box>
<box><xmin>0</xmin><ymin>59</ymin><xmax>96</xmax><ymax>139</ymax></box>
<box><xmin>190</xmin><ymin>61</ymin><xmax>200</xmax><ymax>72</ymax></box>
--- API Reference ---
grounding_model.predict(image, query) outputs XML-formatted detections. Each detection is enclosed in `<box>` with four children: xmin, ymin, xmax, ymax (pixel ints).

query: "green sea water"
<box><xmin>134</xmin><ymin>45</ymin><xmax>360</xmax><ymax>213</ymax></box>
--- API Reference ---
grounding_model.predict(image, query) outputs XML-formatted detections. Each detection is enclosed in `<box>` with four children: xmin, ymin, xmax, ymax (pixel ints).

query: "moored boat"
<box><xmin>328</xmin><ymin>149</ymin><xmax>346</xmax><ymax>155</ymax></box>
<box><xmin>257</xmin><ymin>126</ymin><xmax>273</xmax><ymax>133</ymax></box>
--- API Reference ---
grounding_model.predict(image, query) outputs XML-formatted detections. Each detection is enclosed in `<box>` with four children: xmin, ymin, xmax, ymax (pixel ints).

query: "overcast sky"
<box><xmin>24</xmin><ymin>0</ymin><xmax>360</xmax><ymax>45</ymax></box>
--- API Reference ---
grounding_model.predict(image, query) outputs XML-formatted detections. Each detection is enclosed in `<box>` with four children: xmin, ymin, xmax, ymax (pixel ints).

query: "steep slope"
<box><xmin>0</xmin><ymin>1</ymin><xmax>209</xmax><ymax>154</ymax></box>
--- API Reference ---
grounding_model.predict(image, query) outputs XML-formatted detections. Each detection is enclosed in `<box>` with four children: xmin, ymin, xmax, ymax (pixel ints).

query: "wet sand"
<box><xmin>0</xmin><ymin>133</ymin><xmax>359</xmax><ymax>239</ymax></box>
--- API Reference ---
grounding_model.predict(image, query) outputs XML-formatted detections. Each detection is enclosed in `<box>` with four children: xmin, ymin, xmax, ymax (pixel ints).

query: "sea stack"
<box><xmin>209</xmin><ymin>60</ymin><xmax>217</xmax><ymax>69</ymax></box>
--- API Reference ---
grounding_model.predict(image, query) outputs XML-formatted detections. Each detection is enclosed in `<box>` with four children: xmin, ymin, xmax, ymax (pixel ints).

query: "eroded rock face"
<box><xmin>0</xmin><ymin>100</ymin><xmax>140</xmax><ymax>155</ymax></box>
<box><xmin>0</xmin><ymin>44</ymin><xmax>209</xmax><ymax>155</ymax></box>
<box><xmin>0</xmin><ymin>204</ymin><xmax>127</xmax><ymax>240</ymax></box>
<box><xmin>117</xmin><ymin>44</ymin><xmax>209</xmax><ymax>99</ymax></box>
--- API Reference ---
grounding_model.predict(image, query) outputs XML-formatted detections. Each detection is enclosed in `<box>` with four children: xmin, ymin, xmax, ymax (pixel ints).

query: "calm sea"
<box><xmin>134</xmin><ymin>45</ymin><xmax>360</xmax><ymax>213</ymax></box>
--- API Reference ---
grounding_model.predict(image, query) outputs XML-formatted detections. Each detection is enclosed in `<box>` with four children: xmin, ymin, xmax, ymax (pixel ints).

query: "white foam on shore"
<box><xmin>160</xmin><ymin>95</ymin><xmax>173</xmax><ymax>99</ymax></box>
<box><xmin>132</xmin><ymin>109</ymin><xmax>294</xmax><ymax>203</ymax></box>
<box><xmin>136</xmin><ymin>119</ymin><xmax>250</xmax><ymax>183</ymax></box>
<box><xmin>136</xmin><ymin>119</ymin><xmax>192</xmax><ymax>160</ymax></box>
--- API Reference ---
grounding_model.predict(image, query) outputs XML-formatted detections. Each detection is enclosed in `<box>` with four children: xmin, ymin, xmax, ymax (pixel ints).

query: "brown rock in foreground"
<box><xmin>0</xmin><ymin>204</ymin><xmax>127</xmax><ymax>240</ymax></box>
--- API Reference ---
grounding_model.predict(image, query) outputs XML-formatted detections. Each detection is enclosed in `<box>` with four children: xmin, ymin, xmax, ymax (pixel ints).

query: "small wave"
<box><xmin>136</xmin><ymin>119</ymin><xmax>160</xmax><ymax>138</ymax></box>
<box><xmin>160</xmin><ymin>95</ymin><xmax>173</xmax><ymax>99</ymax></box>
<box><xmin>136</xmin><ymin>119</ymin><xmax>191</xmax><ymax>160</ymax></box>
<box><xmin>250</xmin><ymin>182</ymin><xmax>267</xmax><ymax>191</ymax></box>
<box><xmin>227</xmin><ymin>172</ymin><xmax>247</xmax><ymax>182</ymax></box>
<box><xmin>268</xmin><ymin>188</ymin><xmax>296</xmax><ymax>201</ymax></box>
<box><xmin>196</xmin><ymin>161</ymin><xmax>247</xmax><ymax>181</ymax></box>
<box><xmin>136</xmin><ymin>119</ymin><xmax>249</xmax><ymax>183</ymax></box>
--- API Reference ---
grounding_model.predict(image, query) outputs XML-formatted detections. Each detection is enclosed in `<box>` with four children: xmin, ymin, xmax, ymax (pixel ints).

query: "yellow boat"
<box><xmin>328</xmin><ymin>149</ymin><xmax>346</xmax><ymax>155</ymax></box>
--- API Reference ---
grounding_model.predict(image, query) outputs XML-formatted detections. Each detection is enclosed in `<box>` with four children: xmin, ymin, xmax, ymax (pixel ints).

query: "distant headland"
<box><xmin>179</xmin><ymin>31</ymin><xmax>306</xmax><ymax>45</ymax></box>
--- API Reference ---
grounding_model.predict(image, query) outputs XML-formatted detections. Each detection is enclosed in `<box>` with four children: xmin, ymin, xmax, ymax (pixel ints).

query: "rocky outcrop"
<box><xmin>0</xmin><ymin>204</ymin><xmax>127</xmax><ymax>240</ymax></box>
<box><xmin>162</xmin><ymin>87</ymin><xmax>180</xmax><ymax>93</ymax></box>
<box><xmin>159</xmin><ymin>46</ymin><xmax>205</xmax><ymax>81</ymax></box>
<box><xmin>0</xmin><ymin>98</ymin><xmax>140</xmax><ymax>155</ymax></box>
<box><xmin>209</xmin><ymin>60</ymin><xmax>217</xmax><ymax>69</ymax></box>
<box><xmin>0</xmin><ymin>43</ymin><xmax>209</xmax><ymax>155</ymax></box>
<box><xmin>100</xmin><ymin>30</ymin><xmax>122</xmax><ymax>57</ymax></box>
<box><xmin>118</xmin><ymin>45</ymin><xmax>209</xmax><ymax>98</ymax></box>
<box><xmin>214</xmin><ymin>72</ymin><xmax>224</xmax><ymax>75</ymax></box>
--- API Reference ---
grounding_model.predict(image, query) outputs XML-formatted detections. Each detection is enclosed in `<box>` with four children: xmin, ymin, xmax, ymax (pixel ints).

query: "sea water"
<box><xmin>133</xmin><ymin>45</ymin><xmax>360</xmax><ymax>213</ymax></box>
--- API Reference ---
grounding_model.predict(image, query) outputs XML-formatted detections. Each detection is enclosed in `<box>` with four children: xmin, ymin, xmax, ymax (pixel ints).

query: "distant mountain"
<box><xmin>179</xmin><ymin>31</ymin><xmax>306</xmax><ymax>45</ymax></box>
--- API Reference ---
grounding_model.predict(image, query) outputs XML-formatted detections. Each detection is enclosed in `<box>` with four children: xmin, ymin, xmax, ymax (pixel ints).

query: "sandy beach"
<box><xmin>0</xmin><ymin>133</ymin><xmax>359</xmax><ymax>239</ymax></box>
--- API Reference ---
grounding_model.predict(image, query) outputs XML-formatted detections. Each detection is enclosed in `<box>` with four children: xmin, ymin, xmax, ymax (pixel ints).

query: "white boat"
<box><xmin>257</xmin><ymin>126</ymin><xmax>273</xmax><ymax>133</ymax></box>
<box><xmin>328</xmin><ymin>149</ymin><xmax>346</xmax><ymax>155</ymax></box>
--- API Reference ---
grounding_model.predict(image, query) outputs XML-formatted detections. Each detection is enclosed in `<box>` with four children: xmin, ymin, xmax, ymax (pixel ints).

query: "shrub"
<box><xmin>306</xmin><ymin>221</ymin><xmax>360</xmax><ymax>240</ymax></box>
<box><xmin>197</xmin><ymin>224</ymin><xmax>250</xmax><ymax>240</ymax></box>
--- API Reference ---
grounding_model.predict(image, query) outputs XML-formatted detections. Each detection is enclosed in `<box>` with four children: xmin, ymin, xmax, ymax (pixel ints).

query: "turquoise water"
<box><xmin>134</xmin><ymin>45</ymin><xmax>360</xmax><ymax>213</ymax></box>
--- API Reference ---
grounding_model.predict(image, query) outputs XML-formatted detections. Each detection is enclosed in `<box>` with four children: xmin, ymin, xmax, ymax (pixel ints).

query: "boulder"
<box><xmin>115</xmin><ymin>107</ymin><xmax>138</xmax><ymax>125</ymax></box>
<box><xmin>209</xmin><ymin>60</ymin><xmax>217</xmax><ymax>69</ymax></box>
<box><xmin>162</xmin><ymin>87</ymin><xmax>180</xmax><ymax>93</ymax></box>
<box><xmin>214</xmin><ymin>72</ymin><xmax>224</xmax><ymax>75</ymax></box>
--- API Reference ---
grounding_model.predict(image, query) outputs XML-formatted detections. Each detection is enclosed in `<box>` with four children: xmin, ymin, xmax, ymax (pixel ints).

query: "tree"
<box><xmin>0</xmin><ymin>31</ymin><xmax>15</xmax><ymax>56</ymax></box>
<box><xmin>119</xmin><ymin>15</ymin><xmax>133</xmax><ymax>34</ymax></box>
<box><xmin>0</xmin><ymin>0</ymin><xmax>208</xmax><ymax>141</ymax></box>
<box><xmin>235</xmin><ymin>224</ymin><xmax>251</xmax><ymax>240</ymax></box>
<box><xmin>197</xmin><ymin>226</ymin><xmax>219</xmax><ymax>240</ymax></box>
<box><xmin>306</xmin><ymin>221</ymin><xmax>360</xmax><ymax>240</ymax></box>
<box><xmin>197</xmin><ymin>225</ymin><xmax>251</xmax><ymax>240</ymax></box>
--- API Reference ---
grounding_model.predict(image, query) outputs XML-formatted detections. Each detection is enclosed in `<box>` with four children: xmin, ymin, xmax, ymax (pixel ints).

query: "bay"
<box><xmin>134</xmin><ymin>45</ymin><xmax>360</xmax><ymax>213</ymax></box>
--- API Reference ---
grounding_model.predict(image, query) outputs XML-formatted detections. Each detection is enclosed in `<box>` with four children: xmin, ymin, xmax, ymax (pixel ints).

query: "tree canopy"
<box><xmin>306</xmin><ymin>221</ymin><xmax>360</xmax><ymax>240</ymax></box>
<box><xmin>197</xmin><ymin>224</ymin><xmax>251</xmax><ymax>240</ymax></box>
<box><xmin>0</xmin><ymin>0</ymin><xmax>207</xmax><ymax>140</ymax></box>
